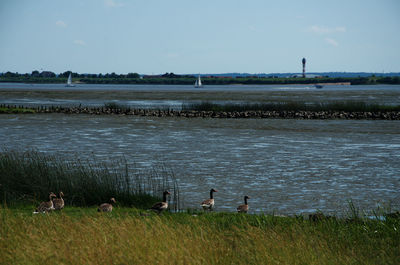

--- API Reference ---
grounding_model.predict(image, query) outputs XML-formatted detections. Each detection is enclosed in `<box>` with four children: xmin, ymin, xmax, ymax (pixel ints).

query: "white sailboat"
<box><xmin>194</xmin><ymin>75</ymin><xmax>202</xmax><ymax>88</ymax></box>
<box><xmin>65</xmin><ymin>73</ymin><xmax>75</xmax><ymax>87</ymax></box>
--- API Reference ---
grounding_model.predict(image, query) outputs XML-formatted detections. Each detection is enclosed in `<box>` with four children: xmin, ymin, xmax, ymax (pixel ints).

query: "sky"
<box><xmin>0</xmin><ymin>0</ymin><xmax>399</xmax><ymax>75</ymax></box>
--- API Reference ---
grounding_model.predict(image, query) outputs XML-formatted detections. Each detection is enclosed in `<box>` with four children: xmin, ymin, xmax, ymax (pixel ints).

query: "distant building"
<box><xmin>212</xmin><ymin>76</ymin><xmax>233</xmax><ymax>79</ymax></box>
<box><xmin>290</xmin><ymin>74</ymin><xmax>323</xmax><ymax>78</ymax></box>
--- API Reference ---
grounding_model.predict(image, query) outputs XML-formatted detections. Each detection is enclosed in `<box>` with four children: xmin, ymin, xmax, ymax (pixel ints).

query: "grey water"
<box><xmin>1</xmin><ymin>83</ymin><xmax>400</xmax><ymax>214</ymax></box>
<box><xmin>1</xmin><ymin>114</ymin><xmax>399</xmax><ymax>215</ymax></box>
<box><xmin>1</xmin><ymin>83</ymin><xmax>400</xmax><ymax>109</ymax></box>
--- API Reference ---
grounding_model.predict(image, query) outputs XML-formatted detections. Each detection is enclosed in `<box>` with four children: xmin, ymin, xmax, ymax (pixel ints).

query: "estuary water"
<box><xmin>1</xmin><ymin>83</ymin><xmax>400</xmax><ymax>214</ymax></box>
<box><xmin>1</xmin><ymin>83</ymin><xmax>400</xmax><ymax>109</ymax></box>
<box><xmin>1</xmin><ymin>115</ymin><xmax>399</xmax><ymax>215</ymax></box>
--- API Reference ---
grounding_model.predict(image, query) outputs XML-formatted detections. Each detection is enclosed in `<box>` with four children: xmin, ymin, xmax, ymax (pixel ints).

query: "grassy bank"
<box><xmin>1</xmin><ymin>207</ymin><xmax>399</xmax><ymax>265</ymax></box>
<box><xmin>2</xmin><ymin>102</ymin><xmax>399</xmax><ymax>119</ymax></box>
<box><xmin>0</xmin><ymin>106</ymin><xmax>35</xmax><ymax>114</ymax></box>
<box><xmin>3</xmin><ymin>101</ymin><xmax>400</xmax><ymax>114</ymax></box>
<box><xmin>0</xmin><ymin>150</ymin><xmax>180</xmax><ymax>209</ymax></box>
<box><xmin>182</xmin><ymin>101</ymin><xmax>400</xmax><ymax>113</ymax></box>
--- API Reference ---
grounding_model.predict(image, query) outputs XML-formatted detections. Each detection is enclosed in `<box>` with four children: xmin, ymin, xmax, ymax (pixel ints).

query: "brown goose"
<box><xmin>33</xmin><ymin>192</ymin><xmax>57</xmax><ymax>214</ymax></box>
<box><xmin>98</xmin><ymin>198</ymin><xmax>116</xmax><ymax>212</ymax></box>
<box><xmin>201</xmin><ymin>188</ymin><xmax>218</xmax><ymax>211</ymax></box>
<box><xmin>150</xmin><ymin>190</ymin><xmax>170</xmax><ymax>214</ymax></box>
<box><xmin>53</xmin><ymin>191</ymin><xmax>65</xmax><ymax>211</ymax></box>
<box><xmin>237</xmin><ymin>195</ymin><xmax>250</xmax><ymax>213</ymax></box>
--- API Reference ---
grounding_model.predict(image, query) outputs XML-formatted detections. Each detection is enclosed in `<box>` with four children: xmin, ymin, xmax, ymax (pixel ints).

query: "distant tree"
<box><xmin>31</xmin><ymin>70</ymin><xmax>40</xmax><ymax>77</ymax></box>
<box><xmin>4</xmin><ymin>71</ymin><xmax>22</xmax><ymax>77</ymax></box>
<box><xmin>162</xmin><ymin>72</ymin><xmax>179</xmax><ymax>78</ymax></box>
<box><xmin>40</xmin><ymin>71</ymin><xmax>56</xmax><ymax>77</ymax></box>
<box><xmin>61</xmin><ymin>71</ymin><xmax>72</xmax><ymax>78</ymax></box>
<box><xmin>127</xmin><ymin>72</ymin><xmax>140</xmax><ymax>78</ymax></box>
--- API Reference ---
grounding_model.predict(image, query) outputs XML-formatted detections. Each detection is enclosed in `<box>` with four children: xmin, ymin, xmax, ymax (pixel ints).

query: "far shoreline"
<box><xmin>1</xmin><ymin>75</ymin><xmax>400</xmax><ymax>86</ymax></box>
<box><xmin>0</xmin><ymin>81</ymin><xmax>358</xmax><ymax>86</ymax></box>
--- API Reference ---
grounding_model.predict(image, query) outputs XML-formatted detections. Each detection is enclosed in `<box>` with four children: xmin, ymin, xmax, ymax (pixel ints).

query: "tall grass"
<box><xmin>182</xmin><ymin>101</ymin><xmax>400</xmax><ymax>112</ymax></box>
<box><xmin>0</xmin><ymin>207</ymin><xmax>399</xmax><ymax>265</ymax></box>
<box><xmin>0</xmin><ymin>150</ymin><xmax>179</xmax><ymax>209</ymax></box>
<box><xmin>103</xmin><ymin>102</ymin><xmax>130</xmax><ymax>111</ymax></box>
<box><xmin>0</xmin><ymin>105</ymin><xmax>36</xmax><ymax>114</ymax></box>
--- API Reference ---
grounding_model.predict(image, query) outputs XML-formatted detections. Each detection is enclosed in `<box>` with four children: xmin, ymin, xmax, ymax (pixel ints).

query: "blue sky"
<box><xmin>0</xmin><ymin>0</ymin><xmax>399</xmax><ymax>74</ymax></box>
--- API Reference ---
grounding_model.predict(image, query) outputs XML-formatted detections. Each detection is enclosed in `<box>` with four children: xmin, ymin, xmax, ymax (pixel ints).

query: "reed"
<box><xmin>0</xmin><ymin>105</ymin><xmax>36</xmax><ymax>114</ymax></box>
<box><xmin>182</xmin><ymin>101</ymin><xmax>400</xmax><ymax>112</ymax></box>
<box><xmin>104</xmin><ymin>102</ymin><xmax>130</xmax><ymax>111</ymax></box>
<box><xmin>0</xmin><ymin>150</ymin><xmax>179</xmax><ymax>209</ymax></box>
<box><xmin>0</xmin><ymin>207</ymin><xmax>398</xmax><ymax>265</ymax></box>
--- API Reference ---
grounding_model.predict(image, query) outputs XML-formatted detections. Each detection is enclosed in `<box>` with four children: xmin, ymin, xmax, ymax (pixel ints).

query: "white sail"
<box><xmin>194</xmin><ymin>75</ymin><xmax>202</xmax><ymax>88</ymax></box>
<box><xmin>66</xmin><ymin>73</ymin><xmax>75</xmax><ymax>87</ymax></box>
<box><xmin>67</xmin><ymin>74</ymin><xmax>72</xmax><ymax>85</ymax></box>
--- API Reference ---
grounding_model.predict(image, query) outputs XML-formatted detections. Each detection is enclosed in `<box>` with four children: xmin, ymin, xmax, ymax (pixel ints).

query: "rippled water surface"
<box><xmin>1</xmin><ymin>114</ymin><xmax>399</xmax><ymax>214</ymax></box>
<box><xmin>2</xmin><ymin>83</ymin><xmax>400</xmax><ymax>214</ymax></box>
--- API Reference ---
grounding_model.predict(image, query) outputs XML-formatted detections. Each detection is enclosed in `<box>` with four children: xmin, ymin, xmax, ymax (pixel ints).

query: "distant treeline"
<box><xmin>1</xmin><ymin>71</ymin><xmax>400</xmax><ymax>85</ymax></box>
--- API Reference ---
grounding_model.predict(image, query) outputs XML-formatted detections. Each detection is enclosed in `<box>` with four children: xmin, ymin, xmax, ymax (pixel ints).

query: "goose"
<box><xmin>53</xmin><ymin>191</ymin><xmax>65</xmax><ymax>211</ymax></box>
<box><xmin>98</xmin><ymin>198</ymin><xmax>116</xmax><ymax>212</ymax></box>
<box><xmin>237</xmin><ymin>195</ymin><xmax>250</xmax><ymax>213</ymax></box>
<box><xmin>150</xmin><ymin>190</ymin><xmax>170</xmax><ymax>214</ymax></box>
<box><xmin>33</xmin><ymin>192</ymin><xmax>57</xmax><ymax>214</ymax></box>
<box><xmin>201</xmin><ymin>188</ymin><xmax>217</xmax><ymax>211</ymax></box>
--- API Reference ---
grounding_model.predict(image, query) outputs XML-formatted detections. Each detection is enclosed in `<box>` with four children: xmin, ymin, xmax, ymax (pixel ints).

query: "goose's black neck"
<box><xmin>244</xmin><ymin>197</ymin><xmax>248</xmax><ymax>205</ymax></box>
<box><xmin>210</xmin><ymin>190</ymin><xmax>214</xmax><ymax>199</ymax></box>
<box><xmin>163</xmin><ymin>192</ymin><xmax>167</xmax><ymax>203</ymax></box>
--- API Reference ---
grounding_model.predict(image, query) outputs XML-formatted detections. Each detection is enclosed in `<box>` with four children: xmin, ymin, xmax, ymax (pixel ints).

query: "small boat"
<box><xmin>194</xmin><ymin>75</ymin><xmax>202</xmax><ymax>88</ymax></box>
<box><xmin>315</xmin><ymin>84</ymin><xmax>323</xmax><ymax>89</ymax></box>
<box><xmin>65</xmin><ymin>73</ymin><xmax>75</xmax><ymax>87</ymax></box>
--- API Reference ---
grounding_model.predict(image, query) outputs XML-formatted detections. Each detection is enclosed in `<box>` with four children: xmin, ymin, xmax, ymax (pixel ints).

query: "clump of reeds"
<box><xmin>182</xmin><ymin>101</ymin><xmax>400</xmax><ymax>112</ymax></box>
<box><xmin>0</xmin><ymin>105</ymin><xmax>36</xmax><ymax>114</ymax></box>
<box><xmin>104</xmin><ymin>102</ymin><xmax>130</xmax><ymax>111</ymax></box>
<box><xmin>0</xmin><ymin>150</ymin><xmax>179</xmax><ymax>209</ymax></box>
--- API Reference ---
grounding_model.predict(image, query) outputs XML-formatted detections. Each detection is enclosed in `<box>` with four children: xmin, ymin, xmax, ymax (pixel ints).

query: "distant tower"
<box><xmin>302</xmin><ymin>58</ymin><xmax>306</xmax><ymax>78</ymax></box>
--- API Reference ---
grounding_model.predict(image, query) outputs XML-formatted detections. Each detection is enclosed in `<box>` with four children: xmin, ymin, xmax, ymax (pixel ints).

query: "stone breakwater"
<box><xmin>9</xmin><ymin>106</ymin><xmax>399</xmax><ymax>120</ymax></box>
